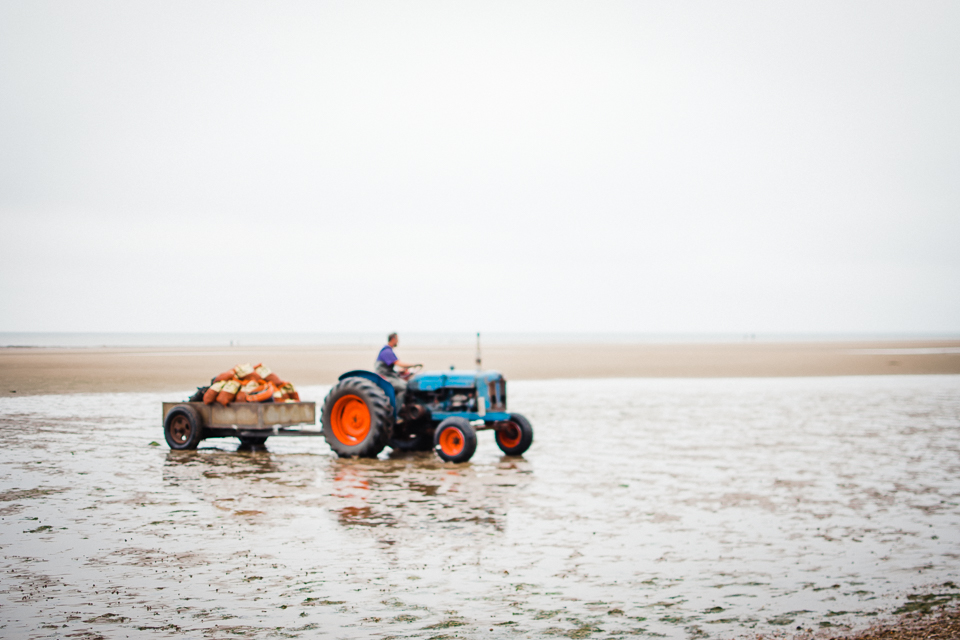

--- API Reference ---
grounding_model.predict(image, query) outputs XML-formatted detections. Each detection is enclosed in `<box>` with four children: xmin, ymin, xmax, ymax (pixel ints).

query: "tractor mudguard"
<box><xmin>338</xmin><ymin>370</ymin><xmax>398</xmax><ymax>417</ymax></box>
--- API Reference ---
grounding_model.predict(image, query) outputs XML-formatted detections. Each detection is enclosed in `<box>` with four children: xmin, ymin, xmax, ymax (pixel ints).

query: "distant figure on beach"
<box><xmin>375</xmin><ymin>333</ymin><xmax>421</xmax><ymax>407</ymax></box>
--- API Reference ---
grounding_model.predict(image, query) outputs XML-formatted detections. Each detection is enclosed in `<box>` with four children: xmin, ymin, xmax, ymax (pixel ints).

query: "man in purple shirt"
<box><xmin>374</xmin><ymin>333</ymin><xmax>420</xmax><ymax>407</ymax></box>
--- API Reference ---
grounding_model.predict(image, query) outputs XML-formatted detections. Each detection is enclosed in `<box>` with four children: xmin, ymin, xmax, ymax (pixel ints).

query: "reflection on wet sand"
<box><xmin>328</xmin><ymin>454</ymin><xmax>531</xmax><ymax>534</ymax></box>
<box><xmin>162</xmin><ymin>446</ymin><xmax>530</xmax><ymax>535</ymax></box>
<box><xmin>164</xmin><ymin>448</ymin><xmax>283</xmax><ymax>481</ymax></box>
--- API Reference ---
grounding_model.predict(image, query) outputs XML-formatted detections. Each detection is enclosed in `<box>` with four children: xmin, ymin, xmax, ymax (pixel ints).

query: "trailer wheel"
<box><xmin>495</xmin><ymin>413</ymin><xmax>533</xmax><ymax>456</ymax></box>
<box><xmin>238</xmin><ymin>436</ymin><xmax>268</xmax><ymax>446</ymax></box>
<box><xmin>321</xmin><ymin>377</ymin><xmax>391</xmax><ymax>458</ymax></box>
<box><xmin>164</xmin><ymin>404</ymin><xmax>204</xmax><ymax>450</ymax></box>
<box><xmin>434</xmin><ymin>417</ymin><xmax>477</xmax><ymax>463</ymax></box>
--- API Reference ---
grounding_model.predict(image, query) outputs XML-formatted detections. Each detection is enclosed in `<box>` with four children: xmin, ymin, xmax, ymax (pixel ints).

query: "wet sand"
<box><xmin>1</xmin><ymin>376</ymin><xmax>959</xmax><ymax>639</ymax></box>
<box><xmin>2</xmin><ymin>340</ymin><xmax>960</xmax><ymax>396</ymax></box>
<box><xmin>770</xmin><ymin>605</ymin><xmax>960</xmax><ymax>640</ymax></box>
<box><xmin>847</xmin><ymin>605</ymin><xmax>960</xmax><ymax>639</ymax></box>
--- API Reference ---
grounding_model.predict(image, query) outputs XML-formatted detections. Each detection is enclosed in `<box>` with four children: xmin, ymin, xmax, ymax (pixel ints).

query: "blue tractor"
<box><xmin>320</xmin><ymin>368</ymin><xmax>533</xmax><ymax>462</ymax></box>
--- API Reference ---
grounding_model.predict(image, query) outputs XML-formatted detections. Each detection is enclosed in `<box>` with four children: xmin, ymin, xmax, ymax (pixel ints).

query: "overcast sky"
<box><xmin>1</xmin><ymin>1</ymin><xmax>958</xmax><ymax>334</ymax></box>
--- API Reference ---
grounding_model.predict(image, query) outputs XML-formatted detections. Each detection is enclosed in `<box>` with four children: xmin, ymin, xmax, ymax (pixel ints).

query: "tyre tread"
<box><xmin>496</xmin><ymin>413</ymin><xmax>534</xmax><ymax>456</ymax></box>
<box><xmin>164</xmin><ymin>404</ymin><xmax>204</xmax><ymax>450</ymax></box>
<box><xmin>321</xmin><ymin>377</ymin><xmax>392</xmax><ymax>458</ymax></box>
<box><xmin>434</xmin><ymin>416</ymin><xmax>478</xmax><ymax>463</ymax></box>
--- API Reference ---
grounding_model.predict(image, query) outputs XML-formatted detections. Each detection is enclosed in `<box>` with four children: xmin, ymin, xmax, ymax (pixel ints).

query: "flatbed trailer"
<box><xmin>162</xmin><ymin>401</ymin><xmax>318</xmax><ymax>449</ymax></box>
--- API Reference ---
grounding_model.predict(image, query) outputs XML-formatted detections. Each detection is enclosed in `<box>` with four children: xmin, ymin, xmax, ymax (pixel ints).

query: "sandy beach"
<box><xmin>1</xmin><ymin>345</ymin><xmax>959</xmax><ymax>639</ymax></box>
<box><xmin>2</xmin><ymin>339</ymin><xmax>960</xmax><ymax>396</ymax></box>
<box><xmin>3</xmin><ymin>341</ymin><xmax>960</xmax><ymax>640</ymax></box>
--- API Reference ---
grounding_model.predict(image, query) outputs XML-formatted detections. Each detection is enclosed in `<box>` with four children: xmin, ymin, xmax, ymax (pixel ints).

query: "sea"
<box><xmin>2</xmin><ymin>331</ymin><xmax>958</xmax><ymax>348</ymax></box>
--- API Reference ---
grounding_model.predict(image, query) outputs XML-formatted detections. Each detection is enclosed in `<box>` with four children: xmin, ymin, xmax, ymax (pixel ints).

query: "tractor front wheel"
<box><xmin>434</xmin><ymin>417</ymin><xmax>477</xmax><ymax>463</ymax></box>
<box><xmin>495</xmin><ymin>413</ymin><xmax>533</xmax><ymax>456</ymax></box>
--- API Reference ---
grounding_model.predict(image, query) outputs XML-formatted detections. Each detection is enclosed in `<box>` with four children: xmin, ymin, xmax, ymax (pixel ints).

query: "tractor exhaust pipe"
<box><xmin>475</xmin><ymin>332</ymin><xmax>482</xmax><ymax>371</ymax></box>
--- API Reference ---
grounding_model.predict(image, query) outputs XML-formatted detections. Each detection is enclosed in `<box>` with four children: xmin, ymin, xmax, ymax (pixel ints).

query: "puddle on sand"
<box><xmin>0</xmin><ymin>376</ymin><xmax>959</xmax><ymax>639</ymax></box>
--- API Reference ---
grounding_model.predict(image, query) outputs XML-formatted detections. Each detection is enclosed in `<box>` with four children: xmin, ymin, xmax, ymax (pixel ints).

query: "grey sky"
<box><xmin>1</xmin><ymin>1</ymin><xmax>958</xmax><ymax>334</ymax></box>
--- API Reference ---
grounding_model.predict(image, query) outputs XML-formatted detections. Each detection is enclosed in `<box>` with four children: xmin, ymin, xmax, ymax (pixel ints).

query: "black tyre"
<box><xmin>321</xmin><ymin>377</ymin><xmax>392</xmax><ymax>458</ymax></box>
<box><xmin>434</xmin><ymin>417</ymin><xmax>477</xmax><ymax>463</ymax></box>
<box><xmin>495</xmin><ymin>413</ymin><xmax>534</xmax><ymax>456</ymax></box>
<box><xmin>389</xmin><ymin>424</ymin><xmax>435</xmax><ymax>452</ymax></box>
<box><xmin>389</xmin><ymin>432</ymin><xmax>434</xmax><ymax>452</ymax></box>
<box><xmin>238</xmin><ymin>436</ymin><xmax>268</xmax><ymax>446</ymax></box>
<box><xmin>164</xmin><ymin>404</ymin><xmax>204</xmax><ymax>450</ymax></box>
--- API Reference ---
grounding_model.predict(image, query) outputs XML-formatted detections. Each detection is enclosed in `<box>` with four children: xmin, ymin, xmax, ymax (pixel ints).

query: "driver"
<box><xmin>375</xmin><ymin>333</ymin><xmax>421</xmax><ymax>407</ymax></box>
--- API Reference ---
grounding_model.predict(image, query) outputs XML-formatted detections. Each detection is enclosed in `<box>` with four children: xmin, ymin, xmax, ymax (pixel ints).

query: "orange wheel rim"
<box><xmin>439</xmin><ymin>427</ymin><xmax>465</xmax><ymax>456</ymax></box>
<box><xmin>330</xmin><ymin>395</ymin><xmax>371</xmax><ymax>445</ymax></box>
<box><xmin>498</xmin><ymin>422</ymin><xmax>522</xmax><ymax>448</ymax></box>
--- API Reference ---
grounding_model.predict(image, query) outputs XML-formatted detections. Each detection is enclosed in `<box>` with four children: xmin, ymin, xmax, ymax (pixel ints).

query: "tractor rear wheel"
<box><xmin>321</xmin><ymin>377</ymin><xmax>392</xmax><ymax>458</ymax></box>
<box><xmin>434</xmin><ymin>417</ymin><xmax>477</xmax><ymax>463</ymax></box>
<box><xmin>495</xmin><ymin>413</ymin><xmax>533</xmax><ymax>456</ymax></box>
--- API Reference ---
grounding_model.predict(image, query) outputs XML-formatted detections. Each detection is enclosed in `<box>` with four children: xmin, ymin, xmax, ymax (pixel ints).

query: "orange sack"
<box><xmin>216</xmin><ymin>379</ymin><xmax>241</xmax><ymax>406</ymax></box>
<box><xmin>280</xmin><ymin>382</ymin><xmax>298</xmax><ymax>401</ymax></box>
<box><xmin>246</xmin><ymin>381</ymin><xmax>275</xmax><ymax>403</ymax></box>
<box><xmin>255</xmin><ymin>364</ymin><xmax>282</xmax><ymax>385</ymax></box>
<box><xmin>214</xmin><ymin>370</ymin><xmax>235</xmax><ymax>382</ymax></box>
<box><xmin>203</xmin><ymin>381</ymin><xmax>226</xmax><ymax>404</ymax></box>
<box><xmin>235</xmin><ymin>391</ymin><xmax>247</xmax><ymax>403</ymax></box>
<box><xmin>233</xmin><ymin>363</ymin><xmax>255</xmax><ymax>379</ymax></box>
<box><xmin>240</xmin><ymin>379</ymin><xmax>262</xmax><ymax>397</ymax></box>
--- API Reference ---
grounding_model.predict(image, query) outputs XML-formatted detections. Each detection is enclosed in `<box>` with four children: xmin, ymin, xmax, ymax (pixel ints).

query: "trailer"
<box><xmin>162</xmin><ymin>401</ymin><xmax>318</xmax><ymax>449</ymax></box>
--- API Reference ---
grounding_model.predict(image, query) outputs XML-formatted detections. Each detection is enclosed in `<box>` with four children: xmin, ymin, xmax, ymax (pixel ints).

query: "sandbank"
<box><xmin>2</xmin><ymin>340</ymin><xmax>959</xmax><ymax>396</ymax></box>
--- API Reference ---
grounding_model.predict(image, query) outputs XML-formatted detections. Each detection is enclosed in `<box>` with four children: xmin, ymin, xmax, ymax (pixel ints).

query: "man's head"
<box><xmin>387</xmin><ymin>332</ymin><xmax>398</xmax><ymax>347</ymax></box>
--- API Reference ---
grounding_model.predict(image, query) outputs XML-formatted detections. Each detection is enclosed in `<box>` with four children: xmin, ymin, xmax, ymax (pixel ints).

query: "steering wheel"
<box><xmin>399</xmin><ymin>364</ymin><xmax>423</xmax><ymax>380</ymax></box>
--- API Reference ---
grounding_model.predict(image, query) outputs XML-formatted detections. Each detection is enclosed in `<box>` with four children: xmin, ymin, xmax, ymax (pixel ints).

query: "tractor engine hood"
<box><xmin>408</xmin><ymin>370</ymin><xmax>503</xmax><ymax>392</ymax></box>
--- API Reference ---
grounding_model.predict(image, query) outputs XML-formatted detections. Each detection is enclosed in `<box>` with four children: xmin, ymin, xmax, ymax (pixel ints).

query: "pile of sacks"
<box><xmin>195</xmin><ymin>363</ymin><xmax>301</xmax><ymax>406</ymax></box>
